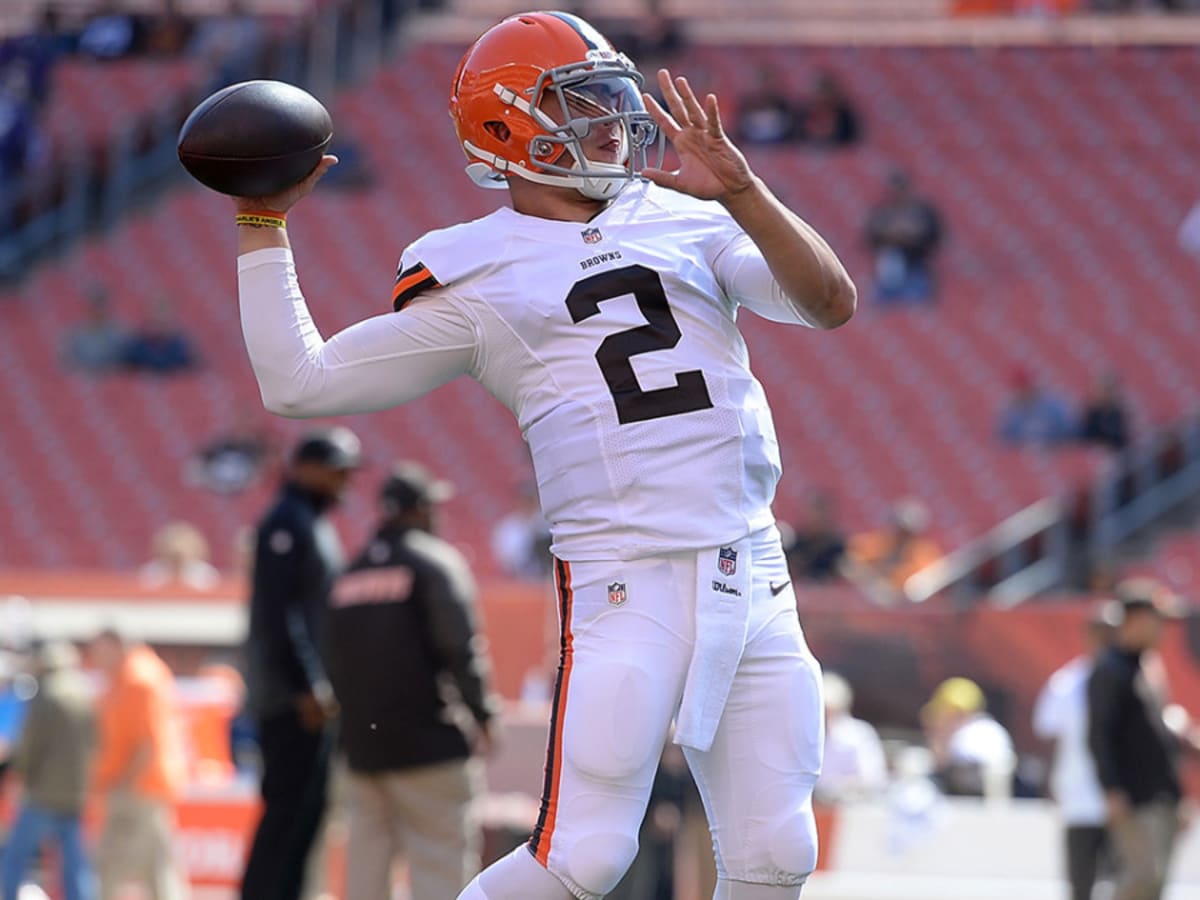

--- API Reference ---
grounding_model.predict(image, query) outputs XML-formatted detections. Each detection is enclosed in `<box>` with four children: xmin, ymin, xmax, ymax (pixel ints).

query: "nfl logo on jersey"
<box><xmin>718</xmin><ymin>547</ymin><xmax>738</xmax><ymax>576</ymax></box>
<box><xmin>607</xmin><ymin>582</ymin><xmax>627</xmax><ymax>606</ymax></box>
<box><xmin>581</xmin><ymin>227</ymin><xmax>603</xmax><ymax>244</ymax></box>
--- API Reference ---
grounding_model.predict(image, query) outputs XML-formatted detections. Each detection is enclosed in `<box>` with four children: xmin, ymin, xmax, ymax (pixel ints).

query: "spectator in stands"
<box><xmin>241</xmin><ymin>427</ymin><xmax>361</xmax><ymax>900</ymax></box>
<box><xmin>138</xmin><ymin>521</ymin><xmax>222</xmax><ymax>591</ymax></box>
<box><xmin>998</xmin><ymin>367</ymin><xmax>1075</xmax><ymax>446</ymax></box>
<box><xmin>1078</xmin><ymin>371</ymin><xmax>1131</xmax><ymax>452</ymax></box>
<box><xmin>78</xmin><ymin>0</ymin><xmax>148</xmax><ymax>60</ymax></box>
<box><xmin>325</xmin><ymin>461</ymin><xmax>497</xmax><ymax>900</ymax></box>
<box><xmin>844</xmin><ymin>498</ymin><xmax>942</xmax><ymax>602</ymax></box>
<box><xmin>0</xmin><ymin>8</ymin><xmax>69</xmax><ymax>109</ymax></box>
<box><xmin>1088</xmin><ymin>580</ymin><xmax>1186</xmax><ymax>900</ymax></box>
<box><xmin>187</xmin><ymin>0</ymin><xmax>265</xmax><ymax>88</ymax></box>
<box><xmin>0</xmin><ymin>64</ymin><xmax>43</xmax><ymax>187</ymax></box>
<box><xmin>143</xmin><ymin>0</ymin><xmax>192</xmax><ymax>58</ymax></box>
<box><xmin>62</xmin><ymin>286</ymin><xmax>130</xmax><ymax>374</ymax></box>
<box><xmin>782</xmin><ymin>489</ymin><xmax>847</xmax><ymax>582</ymax></box>
<box><xmin>921</xmin><ymin>676</ymin><xmax>1015</xmax><ymax>798</ymax></box>
<box><xmin>816</xmin><ymin>671</ymin><xmax>888</xmax><ymax>803</ymax></box>
<box><xmin>90</xmin><ymin>627</ymin><xmax>188</xmax><ymax>900</ymax></box>
<box><xmin>796</xmin><ymin>71</ymin><xmax>860</xmax><ymax>149</ymax></box>
<box><xmin>1033</xmin><ymin>602</ymin><xmax>1119</xmax><ymax>900</ymax></box>
<box><xmin>735</xmin><ymin>65</ymin><xmax>799</xmax><ymax>145</ymax></box>
<box><xmin>865</xmin><ymin>169</ymin><xmax>943</xmax><ymax>303</ymax></box>
<box><xmin>1</xmin><ymin>641</ymin><xmax>96</xmax><ymax>900</ymax></box>
<box><xmin>122</xmin><ymin>297</ymin><xmax>199</xmax><ymax>375</ymax></box>
<box><xmin>491</xmin><ymin>481</ymin><xmax>553</xmax><ymax>580</ymax></box>
<box><xmin>186</xmin><ymin>407</ymin><xmax>279</xmax><ymax>495</ymax></box>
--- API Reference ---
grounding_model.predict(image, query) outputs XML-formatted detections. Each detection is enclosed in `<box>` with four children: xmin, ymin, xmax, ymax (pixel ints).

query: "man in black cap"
<box><xmin>325</xmin><ymin>461</ymin><xmax>499</xmax><ymax>900</ymax></box>
<box><xmin>1087</xmin><ymin>578</ymin><xmax>1186</xmax><ymax>900</ymax></box>
<box><xmin>241</xmin><ymin>425</ymin><xmax>361</xmax><ymax>900</ymax></box>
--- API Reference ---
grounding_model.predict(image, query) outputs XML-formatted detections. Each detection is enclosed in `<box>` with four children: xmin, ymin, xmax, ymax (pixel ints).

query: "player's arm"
<box><xmin>230</xmin><ymin>156</ymin><xmax>475</xmax><ymax>417</ymax></box>
<box><xmin>642</xmin><ymin>71</ymin><xmax>856</xmax><ymax>329</ymax></box>
<box><xmin>238</xmin><ymin>249</ymin><xmax>477</xmax><ymax>417</ymax></box>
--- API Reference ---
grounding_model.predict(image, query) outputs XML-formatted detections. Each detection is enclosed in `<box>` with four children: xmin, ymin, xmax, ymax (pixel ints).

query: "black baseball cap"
<box><xmin>291</xmin><ymin>426</ymin><xmax>363</xmax><ymax>470</ymax></box>
<box><xmin>381</xmin><ymin>461</ymin><xmax>455</xmax><ymax>511</ymax></box>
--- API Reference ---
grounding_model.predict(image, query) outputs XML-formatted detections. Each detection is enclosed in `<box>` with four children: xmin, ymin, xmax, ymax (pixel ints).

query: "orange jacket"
<box><xmin>92</xmin><ymin>645</ymin><xmax>186</xmax><ymax>802</ymax></box>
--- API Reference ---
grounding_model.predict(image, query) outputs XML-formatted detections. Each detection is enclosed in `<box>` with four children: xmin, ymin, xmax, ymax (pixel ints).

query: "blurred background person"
<box><xmin>735</xmin><ymin>64</ymin><xmax>798</xmax><ymax>145</ymax></box>
<box><xmin>137</xmin><ymin>520</ymin><xmax>221</xmax><ymax>591</ymax></box>
<box><xmin>782</xmin><ymin>489</ymin><xmax>847</xmax><ymax>583</ymax></box>
<box><xmin>60</xmin><ymin>285</ymin><xmax>129</xmax><ymax>375</ymax></box>
<box><xmin>185</xmin><ymin>406</ymin><xmax>279</xmax><ymax>495</ymax></box>
<box><xmin>845</xmin><ymin>498</ymin><xmax>942</xmax><ymax>604</ymax></box>
<box><xmin>998</xmin><ymin>368</ymin><xmax>1075</xmax><ymax>446</ymax></box>
<box><xmin>1</xmin><ymin>641</ymin><xmax>95</xmax><ymax>900</ymax></box>
<box><xmin>325</xmin><ymin>461</ymin><xmax>498</xmax><ymax>900</ymax></box>
<box><xmin>817</xmin><ymin>671</ymin><xmax>888</xmax><ymax>804</ymax></box>
<box><xmin>89</xmin><ymin>628</ymin><xmax>187</xmax><ymax>900</ymax></box>
<box><xmin>865</xmin><ymin>169</ymin><xmax>943</xmax><ymax>304</ymax></box>
<box><xmin>490</xmin><ymin>480</ymin><xmax>552</xmax><ymax>581</ymax></box>
<box><xmin>921</xmin><ymin>676</ymin><xmax>1016</xmax><ymax>798</ymax></box>
<box><xmin>1078</xmin><ymin>371</ymin><xmax>1132</xmax><ymax>453</ymax></box>
<box><xmin>1088</xmin><ymin>580</ymin><xmax>1186</xmax><ymax>900</ymax></box>
<box><xmin>1033</xmin><ymin>602</ymin><xmax>1119</xmax><ymax>900</ymax></box>
<box><xmin>240</xmin><ymin>427</ymin><xmax>360</xmax><ymax>900</ymax></box>
<box><xmin>120</xmin><ymin>297</ymin><xmax>199</xmax><ymax>376</ymax></box>
<box><xmin>796</xmin><ymin>70</ymin><xmax>860</xmax><ymax>148</ymax></box>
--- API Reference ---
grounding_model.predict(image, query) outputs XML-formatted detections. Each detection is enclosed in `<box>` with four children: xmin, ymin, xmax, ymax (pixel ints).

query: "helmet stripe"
<box><xmin>544</xmin><ymin>11</ymin><xmax>609</xmax><ymax>51</ymax></box>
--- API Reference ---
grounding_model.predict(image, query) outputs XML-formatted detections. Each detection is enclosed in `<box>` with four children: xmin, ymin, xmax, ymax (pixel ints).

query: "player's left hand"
<box><xmin>641</xmin><ymin>69</ymin><xmax>754</xmax><ymax>203</ymax></box>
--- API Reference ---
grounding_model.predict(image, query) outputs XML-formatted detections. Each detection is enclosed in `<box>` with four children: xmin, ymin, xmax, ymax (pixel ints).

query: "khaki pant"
<box><xmin>1110</xmin><ymin>801</ymin><xmax>1180</xmax><ymax>900</ymax></box>
<box><xmin>97</xmin><ymin>791</ymin><xmax>186</xmax><ymax>900</ymax></box>
<box><xmin>344</xmin><ymin>759</ymin><xmax>483</xmax><ymax>900</ymax></box>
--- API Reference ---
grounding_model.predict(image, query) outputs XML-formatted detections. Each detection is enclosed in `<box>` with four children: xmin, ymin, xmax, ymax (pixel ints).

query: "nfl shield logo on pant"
<box><xmin>607</xmin><ymin>582</ymin><xmax>627</xmax><ymax>606</ymax></box>
<box><xmin>718</xmin><ymin>547</ymin><xmax>737</xmax><ymax>576</ymax></box>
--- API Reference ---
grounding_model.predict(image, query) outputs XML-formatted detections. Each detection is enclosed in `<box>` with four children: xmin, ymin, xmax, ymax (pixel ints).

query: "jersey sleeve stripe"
<box><xmin>392</xmin><ymin>263</ymin><xmax>441</xmax><ymax>310</ymax></box>
<box><xmin>529</xmin><ymin>558</ymin><xmax>574</xmax><ymax>867</ymax></box>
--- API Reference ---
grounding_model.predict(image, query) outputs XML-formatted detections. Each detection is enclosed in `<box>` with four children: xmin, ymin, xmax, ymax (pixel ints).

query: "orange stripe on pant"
<box><xmin>530</xmin><ymin>559</ymin><xmax>574</xmax><ymax>867</ymax></box>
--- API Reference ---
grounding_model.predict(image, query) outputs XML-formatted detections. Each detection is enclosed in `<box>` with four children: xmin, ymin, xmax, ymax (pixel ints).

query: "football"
<box><xmin>177</xmin><ymin>80</ymin><xmax>333</xmax><ymax>197</ymax></box>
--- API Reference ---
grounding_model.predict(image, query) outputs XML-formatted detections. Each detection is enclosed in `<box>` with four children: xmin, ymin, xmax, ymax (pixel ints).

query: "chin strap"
<box><xmin>462</xmin><ymin>140</ymin><xmax>628</xmax><ymax>200</ymax></box>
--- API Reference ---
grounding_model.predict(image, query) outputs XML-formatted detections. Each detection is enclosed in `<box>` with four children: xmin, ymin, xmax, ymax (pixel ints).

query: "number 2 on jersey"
<box><xmin>565</xmin><ymin>264</ymin><xmax>714</xmax><ymax>425</ymax></box>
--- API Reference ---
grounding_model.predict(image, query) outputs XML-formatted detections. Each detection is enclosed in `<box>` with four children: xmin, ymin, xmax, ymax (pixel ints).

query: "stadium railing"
<box><xmin>905</xmin><ymin>417</ymin><xmax>1200</xmax><ymax>605</ymax></box>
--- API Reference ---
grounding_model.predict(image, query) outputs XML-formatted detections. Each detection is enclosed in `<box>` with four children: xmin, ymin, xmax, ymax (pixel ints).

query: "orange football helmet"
<box><xmin>449</xmin><ymin>11</ymin><xmax>661</xmax><ymax>200</ymax></box>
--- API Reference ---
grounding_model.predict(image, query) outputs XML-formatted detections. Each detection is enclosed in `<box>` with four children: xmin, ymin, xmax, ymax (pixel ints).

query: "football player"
<box><xmin>233</xmin><ymin>11</ymin><xmax>855</xmax><ymax>900</ymax></box>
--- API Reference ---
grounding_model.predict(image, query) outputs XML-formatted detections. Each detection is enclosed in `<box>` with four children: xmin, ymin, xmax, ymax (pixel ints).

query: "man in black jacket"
<box><xmin>241</xmin><ymin>426</ymin><xmax>361</xmax><ymax>900</ymax></box>
<box><xmin>325</xmin><ymin>461</ymin><xmax>498</xmax><ymax>900</ymax></box>
<box><xmin>1087</xmin><ymin>580</ymin><xmax>1185</xmax><ymax>900</ymax></box>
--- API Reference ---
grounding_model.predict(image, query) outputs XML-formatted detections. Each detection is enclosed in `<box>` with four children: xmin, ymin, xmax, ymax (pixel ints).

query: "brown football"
<box><xmin>177</xmin><ymin>80</ymin><xmax>333</xmax><ymax>197</ymax></box>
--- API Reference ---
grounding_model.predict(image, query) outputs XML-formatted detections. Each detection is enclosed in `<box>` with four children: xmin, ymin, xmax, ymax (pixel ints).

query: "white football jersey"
<box><xmin>394</xmin><ymin>183</ymin><xmax>810</xmax><ymax>561</ymax></box>
<box><xmin>238</xmin><ymin>182</ymin><xmax>815</xmax><ymax>563</ymax></box>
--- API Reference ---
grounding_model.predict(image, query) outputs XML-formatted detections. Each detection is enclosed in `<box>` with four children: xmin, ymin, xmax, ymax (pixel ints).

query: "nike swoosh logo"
<box><xmin>770</xmin><ymin>580</ymin><xmax>791</xmax><ymax>596</ymax></box>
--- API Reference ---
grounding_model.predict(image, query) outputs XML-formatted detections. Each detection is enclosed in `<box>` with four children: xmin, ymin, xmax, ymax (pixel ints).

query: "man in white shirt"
<box><xmin>1033</xmin><ymin>603</ymin><xmax>1118</xmax><ymax>900</ymax></box>
<box><xmin>921</xmin><ymin>677</ymin><xmax>1015</xmax><ymax>798</ymax></box>
<box><xmin>816</xmin><ymin>671</ymin><xmax>887</xmax><ymax>803</ymax></box>
<box><xmin>230</xmin><ymin>11</ymin><xmax>856</xmax><ymax>900</ymax></box>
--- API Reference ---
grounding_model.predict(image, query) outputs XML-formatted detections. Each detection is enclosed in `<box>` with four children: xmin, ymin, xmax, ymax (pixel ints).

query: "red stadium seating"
<box><xmin>1</xmin><ymin>44</ymin><xmax>1198</xmax><ymax>577</ymax></box>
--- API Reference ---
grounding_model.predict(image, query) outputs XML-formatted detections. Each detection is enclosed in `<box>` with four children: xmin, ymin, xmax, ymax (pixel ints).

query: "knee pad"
<box><xmin>765</xmin><ymin>810</ymin><xmax>818</xmax><ymax>881</ymax></box>
<box><xmin>726</xmin><ymin>795</ymin><xmax>817</xmax><ymax>885</ymax></box>
<box><xmin>563</xmin><ymin>831</ymin><xmax>640</xmax><ymax>898</ymax></box>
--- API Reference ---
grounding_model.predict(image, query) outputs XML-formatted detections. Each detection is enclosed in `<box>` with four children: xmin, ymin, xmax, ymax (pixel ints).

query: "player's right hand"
<box><xmin>233</xmin><ymin>154</ymin><xmax>339</xmax><ymax>215</ymax></box>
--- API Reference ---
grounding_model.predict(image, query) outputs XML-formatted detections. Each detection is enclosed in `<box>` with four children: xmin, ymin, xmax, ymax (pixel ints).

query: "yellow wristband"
<box><xmin>235</xmin><ymin>210</ymin><xmax>287</xmax><ymax>228</ymax></box>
